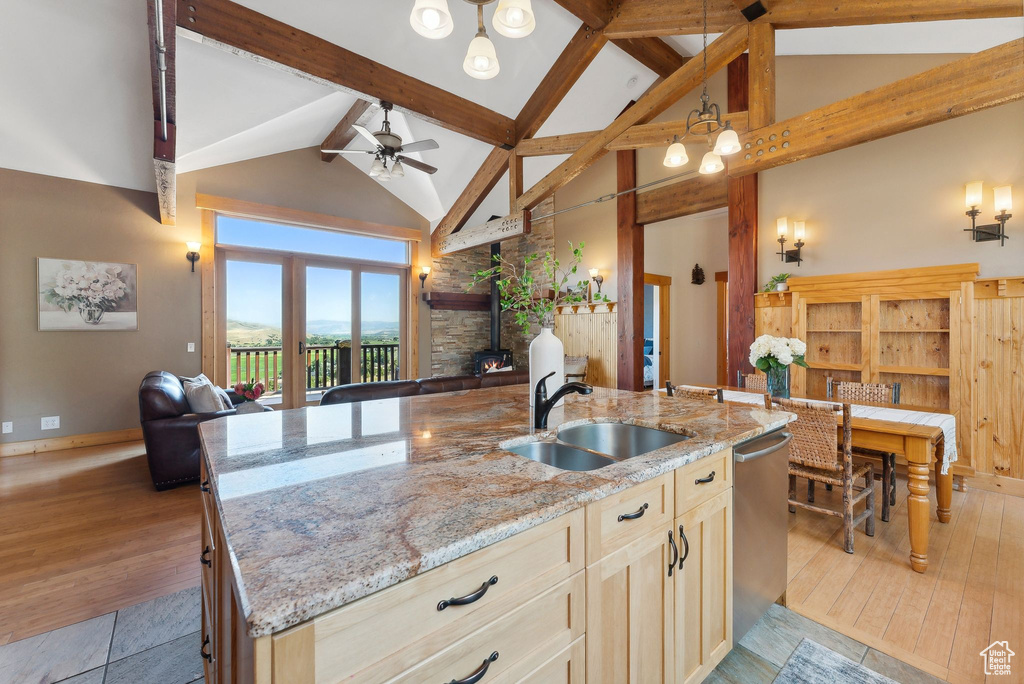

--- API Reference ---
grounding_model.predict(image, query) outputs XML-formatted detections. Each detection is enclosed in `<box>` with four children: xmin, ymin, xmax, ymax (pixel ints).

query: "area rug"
<box><xmin>774</xmin><ymin>638</ymin><xmax>897</xmax><ymax>684</ymax></box>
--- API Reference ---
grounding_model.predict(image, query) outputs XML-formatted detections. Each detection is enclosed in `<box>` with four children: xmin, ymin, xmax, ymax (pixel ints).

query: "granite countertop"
<box><xmin>199</xmin><ymin>385</ymin><xmax>793</xmax><ymax>637</ymax></box>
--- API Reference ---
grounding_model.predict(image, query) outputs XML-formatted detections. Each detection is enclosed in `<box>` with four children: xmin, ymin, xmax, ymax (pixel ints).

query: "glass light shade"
<box><xmin>378</xmin><ymin>166</ymin><xmax>391</xmax><ymax>182</ymax></box>
<box><xmin>186</xmin><ymin>241</ymin><xmax>201</xmax><ymax>252</ymax></box>
<box><xmin>463</xmin><ymin>35</ymin><xmax>500</xmax><ymax>79</ymax></box>
<box><xmin>699</xmin><ymin>150</ymin><xmax>724</xmax><ymax>175</ymax></box>
<box><xmin>410</xmin><ymin>0</ymin><xmax>453</xmax><ymax>39</ymax></box>
<box><xmin>965</xmin><ymin>180</ymin><xmax>983</xmax><ymax>208</ymax></box>
<box><xmin>391</xmin><ymin>160</ymin><xmax>406</xmax><ymax>177</ymax></box>
<box><xmin>793</xmin><ymin>221</ymin><xmax>806</xmax><ymax>241</ymax></box>
<box><xmin>713</xmin><ymin>127</ymin><xmax>741</xmax><ymax>156</ymax></box>
<box><xmin>994</xmin><ymin>185</ymin><xmax>1013</xmax><ymax>213</ymax></box>
<box><xmin>369</xmin><ymin>158</ymin><xmax>384</xmax><ymax>177</ymax></box>
<box><xmin>589</xmin><ymin>268</ymin><xmax>599</xmax><ymax>278</ymax></box>
<box><xmin>492</xmin><ymin>0</ymin><xmax>536</xmax><ymax>38</ymax></box>
<box><xmin>663</xmin><ymin>140</ymin><xmax>688</xmax><ymax>168</ymax></box>
<box><xmin>421</xmin><ymin>265</ymin><xmax>432</xmax><ymax>275</ymax></box>
<box><xmin>776</xmin><ymin>217</ymin><xmax>788</xmax><ymax>237</ymax></box>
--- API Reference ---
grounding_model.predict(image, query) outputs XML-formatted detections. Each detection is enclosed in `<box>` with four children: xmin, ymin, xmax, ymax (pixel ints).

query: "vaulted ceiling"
<box><xmin>1</xmin><ymin>1</ymin><xmax>1021</xmax><ymax>230</ymax></box>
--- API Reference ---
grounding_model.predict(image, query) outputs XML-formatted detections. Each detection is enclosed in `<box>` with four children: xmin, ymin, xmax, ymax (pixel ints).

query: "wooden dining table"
<box><xmin>710</xmin><ymin>386</ymin><xmax>954</xmax><ymax>574</ymax></box>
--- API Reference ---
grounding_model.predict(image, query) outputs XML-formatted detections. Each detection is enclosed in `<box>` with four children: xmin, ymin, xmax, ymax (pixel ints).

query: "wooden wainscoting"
<box><xmin>554</xmin><ymin>308</ymin><xmax>618</xmax><ymax>388</ymax></box>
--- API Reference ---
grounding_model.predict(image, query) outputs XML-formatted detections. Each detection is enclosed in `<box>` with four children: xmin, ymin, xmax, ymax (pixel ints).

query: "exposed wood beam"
<box><xmin>733</xmin><ymin>0</ymin><xmax>770</xmax><ymax>22</ymax></box>
<box><xmin>430</xmin><ymin>148</ymin><xmax>510</xmax><ymax>258</ymax></box>
<box><xmin>729</xmin><ymin>38</ymin><xmax>1024</xmax><ymax>177</ymax></box>
<box><xmin>147</xmin><ymin>0</ymin><xmax>176</xmax><ymax>225</ymax></box>
<box><xmin>509</xmin><ymin>147</ymin><xmax>523</xmax><ymax>208</ymax></box>
<box><xmin>517</xmin><ymin>131</ymin><xmax>596</xmax><ymax>157</ymax></box>
<box><xmin>177</xmin><ymin>0</ymin><xmax>515</xmax><ymax>147</ymax></box>
<box><xmin>611</xmin><ymin>38</ymin><xmax>686</xmax><ymax>79</ymax></box>
<box><xmin>604</xmin><ymin>0</ymin><xmax>744</xmax><ymax>38</ymax></box>
<box><xmin>516</xmin><ymin>25</ymin><xmax>748</xmax><ymax>211</ymax></box>
<box><xmin>616</xmin><ymin>148</ymin><xmax>644</xmax><ymax>391</ymax></box>
<box><xmin>636</xmin><ymin>175</ymin><xmax>728</xmax><ymax>224</ymax></box>
<box><xmin>747</xmin><ymin>23</ymin><xmax>775</xmax><ymax>127</ymax></box>
<box><xmin>761</xmin><ymin>0</ymin><xmax>1022</xmax><ymax>29</ymax></box>
<box><xmin>552</xmin><ymin>0</ymin><xmax>613</xmax><ymax>28</ymax></box>
<box><xmin>320</xmin><ymin>99</ymin><xmax>374</xmax><ymax>163</ymax></box>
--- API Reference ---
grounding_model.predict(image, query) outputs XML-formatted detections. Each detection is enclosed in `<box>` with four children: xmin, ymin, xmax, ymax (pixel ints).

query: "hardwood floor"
<box><xmin>0</xmin><ymin>442</ymin><xmax>200</xmax><ymax>644</ymax></box>
<box><xmin>787</xmin><ymin>469</ymin><xmax>1024</xmax><ymax>683</ymax></box>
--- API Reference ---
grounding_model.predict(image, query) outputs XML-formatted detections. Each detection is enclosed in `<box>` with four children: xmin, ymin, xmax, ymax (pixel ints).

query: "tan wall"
<box><xmin>0</xmin><ymin>169</ymin><xmax>200</xmax><ymax>443</ymax></box>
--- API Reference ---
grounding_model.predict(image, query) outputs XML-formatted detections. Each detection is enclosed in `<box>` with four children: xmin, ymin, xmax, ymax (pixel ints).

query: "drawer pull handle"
<box><xmin>200</xmin><ymin>546</ymin><xmax>212</xmax><ymax>567</ymax></box>
<box><xmin>678</xmin><ymin>525</ymin><xmax>690</xmax><ymax>570</ymax></box>
<box><xmin>200</xmin><ymin>479</ymin><xmax>210</xmax><ymax>493</ymax></box>
<box><xmin>667</xmin><ymin>530</ymin><xmax>679</xmax><ymax>577</ymax></box>
<box><xmin>448</xmin><ymin>651</ymin><xmax>498</xmax><ymax>684</ymax></box>
<box><xmin>437</xmin><ymin>576</ymin><xmax>498</xmax><ymax>611</ymax></box>
<box><xmin>618</xmin><ymin>502</ymin><xmax>649</xmax><ymax>522</ymax></box>
<box><xmin>200</xmin><ymin>635</ymin><xmax>212</xmax><ymax>662</ymax></box>
<box><xmin>695</xmin><ymin>471</ymin><xmax>716</xmax><ymax>485</ymax></box>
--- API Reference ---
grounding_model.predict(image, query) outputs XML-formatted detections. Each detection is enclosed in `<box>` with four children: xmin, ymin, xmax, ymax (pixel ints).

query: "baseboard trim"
<box><xmin>0</xmin><ymin>428</ymin><xmax>143</xmax><ymax>458</ymax></box>
<box><xmin>968</xmin><ymin>472</ymin><xmax>1024</xmax><ymax>498</ymax></box>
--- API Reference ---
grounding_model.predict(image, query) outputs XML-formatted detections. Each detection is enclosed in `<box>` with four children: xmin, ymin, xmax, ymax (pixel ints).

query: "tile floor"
<box><xmin>0</xmin><ymin>586</ymin><xmax>204</xmax><ymax>684</ymax></box>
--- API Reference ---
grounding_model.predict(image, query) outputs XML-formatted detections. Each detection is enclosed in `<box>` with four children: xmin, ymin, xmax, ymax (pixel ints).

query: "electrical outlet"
<box><xmin>2</xmin><ymin>422</ymin><xmax>11</xmax><ymax>434</ymax></box>
<box><xmin>187</xmin><ymin>342</ymin><xmax>196</xmax><ymax>353</ymax></box>
<box><xmin>41</xmin><ymin>416</ymin><xmax>60</xmax><ymax>430</ymax></box>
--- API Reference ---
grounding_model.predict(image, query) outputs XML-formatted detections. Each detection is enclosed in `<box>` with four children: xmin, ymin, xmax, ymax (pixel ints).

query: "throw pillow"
<box><xmin>183</xmin><ymin>374</ymin><xmax>230</xmax><ymax>413</ymax></box>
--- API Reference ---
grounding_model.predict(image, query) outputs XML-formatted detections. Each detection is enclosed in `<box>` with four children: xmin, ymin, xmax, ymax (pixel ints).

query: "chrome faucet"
<box><xmin>534</xmin><ymin>371</ymin><xmax>593</xmax><ymax>429</ymax></box>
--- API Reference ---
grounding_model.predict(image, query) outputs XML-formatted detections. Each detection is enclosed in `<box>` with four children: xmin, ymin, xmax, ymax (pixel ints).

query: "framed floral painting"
<box><xmin>37</xmin><ymin>258</ymin><xmax>138</xmax><ymax>331</ymax></box>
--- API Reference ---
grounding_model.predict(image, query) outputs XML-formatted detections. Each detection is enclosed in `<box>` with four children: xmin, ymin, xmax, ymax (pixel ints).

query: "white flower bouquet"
<box><xmin>748</xmin><ymin>334</ymin><xmax>808</xmax><ymax>372</ymax></box>
<box><xmin>43</xmin><ymin>262</ymin><xmax>129</xmax><ymax>324</ymax></box>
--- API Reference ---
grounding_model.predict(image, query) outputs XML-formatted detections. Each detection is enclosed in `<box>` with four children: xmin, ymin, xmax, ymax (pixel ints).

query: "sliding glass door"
<box><xmin>224</xmin><ymin>257</ymin><xmax>285</xmax><ymax>405</ymax></box>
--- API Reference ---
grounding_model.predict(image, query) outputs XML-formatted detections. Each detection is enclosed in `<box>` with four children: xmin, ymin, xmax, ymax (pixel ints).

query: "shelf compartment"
<box><xmin>880</xmin><ymin>298</ymin><xmax>950</xmax><ymax>331</ymax></box>
<box><xmin>878</xmin><ymin>331</ymin><xmax>949</xmax><ymax>370</ymax></box>
<box><xmin>877</xmin><ymin>365</ymin><xmax>950</xmax><ymax>377</ymax></box>
<box><xmin>807</xmin><ymin>301</ymin><xmax>862</xmax><ymax>332</ymax></box>
<box><xmin>880</xmin><ymin>372</ymin><xmax>949</xmax><ymax>410</ymax></box>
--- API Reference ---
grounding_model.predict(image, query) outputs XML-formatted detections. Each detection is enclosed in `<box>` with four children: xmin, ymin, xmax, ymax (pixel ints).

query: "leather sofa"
<box><xmin>138</xmin><ymin>371</ymin><xmax>252</xmax><ymax>490</ymax></box>
<box><xmin>320</xmin><ymin>369</ymin><xmax>530</xmax><ymax>406</ymax></box>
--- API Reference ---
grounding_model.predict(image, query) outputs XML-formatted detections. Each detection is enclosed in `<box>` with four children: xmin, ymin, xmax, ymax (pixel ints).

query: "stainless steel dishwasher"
<box><xmin>733</xmin><ymin>427</ymin><xmax>793</xmax><ymax>642</ymax></box>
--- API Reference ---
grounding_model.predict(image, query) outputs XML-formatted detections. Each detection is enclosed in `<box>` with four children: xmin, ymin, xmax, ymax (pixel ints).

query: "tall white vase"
<box><xmin>529</xmin><ymin>327</ymin><xmax>565</xmax><ymax>407</ymax></box>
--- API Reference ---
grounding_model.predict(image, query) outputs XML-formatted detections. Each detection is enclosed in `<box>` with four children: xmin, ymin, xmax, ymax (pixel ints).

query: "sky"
<box><xmin>221</xmin><ymin>217</ymin><xmax>404</xmax><ymax>329</ymax></box>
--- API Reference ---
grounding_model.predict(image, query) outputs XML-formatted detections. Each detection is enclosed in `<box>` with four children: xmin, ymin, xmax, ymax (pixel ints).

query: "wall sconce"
<box><xmin>776</xmin><ymin>217</ymin><xmax>805</xmax><ymax>266</ymax></box>
<box><xmin>186</xmin><ymin>241</ymin><xmax>201</xmax><ymax>272</ymax></box>
<box><xmin>965</xmin><ymin>181</ymin><xmax>1013</xmax><ymax>246</ymax></box>
<box><xmin>589</xmin><ymin>268</ymin><xmax>604</xmax><ymax>294</ymax></box>
<box><xmin>419</xmin><ymin>265</ymin><xmax>431</xmax><ymax>289</ymax></box>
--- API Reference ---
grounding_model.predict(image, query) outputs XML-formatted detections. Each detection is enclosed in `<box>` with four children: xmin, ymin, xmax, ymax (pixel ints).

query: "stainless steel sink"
<box><xmin>506</xmin><ymin>441</ymin><xmax>617</xmax><ymax>471</ymax></box>
<box><xmin>557</xmin><ymin>423</ymin><xmax>689</xmax><ymax>459</ymax></box>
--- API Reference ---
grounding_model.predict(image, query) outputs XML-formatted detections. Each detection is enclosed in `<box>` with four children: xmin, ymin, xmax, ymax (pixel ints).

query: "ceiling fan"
<box><xmin>321</xmin><ymin>101</ymin><xmax>439</xmax><ymax>181</ymax></box>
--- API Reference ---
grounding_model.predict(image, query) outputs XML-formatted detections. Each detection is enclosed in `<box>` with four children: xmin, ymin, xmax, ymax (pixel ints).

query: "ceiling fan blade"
<box><xmin>320</xmin><ymin>148</ymin><xmax>375</xmax><ymax>155</ymax></box>
<box><xmin>397</xmin><ymin>156</ymin><xmax>438</xmax><ymax>175</ymax></box>
<box><xmin>398</xmin><ymin>139</ymin><xmax>439</xmax><ymax>154</ymax></box>
<box><xmin>352</xmin><ymin>124</ymin><xmax>382</xmax><ymax>150</ymax></box>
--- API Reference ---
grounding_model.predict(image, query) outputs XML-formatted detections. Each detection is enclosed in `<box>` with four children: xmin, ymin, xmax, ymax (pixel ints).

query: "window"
<box><xmin>217</xmin><ymin>216</ymin><xmax>408</xmax><ymax>264</ymax></box>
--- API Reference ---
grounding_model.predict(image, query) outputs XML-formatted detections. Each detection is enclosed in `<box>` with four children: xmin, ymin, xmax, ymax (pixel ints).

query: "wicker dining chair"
<box><xmin>738</xmin><ymin>371</ymin><xmax>767</xmax><ymax>392</ymax></box>
<box><xmin>665</xmin><ymin>382</ymin><xmax>723</xmax><ymax>402</ymax></box>
<box><xmin>773</xmin><ymin>397</ymin><xmax>875</xmax><ymax>553</ymax></box>
<box><xmin>826</xmin><ymin>377</ymin><xmax>901</xmax><ymax>522</ymax></box>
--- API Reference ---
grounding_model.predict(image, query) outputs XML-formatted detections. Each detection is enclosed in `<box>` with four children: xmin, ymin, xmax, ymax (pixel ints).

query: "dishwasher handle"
<box><xmin>734</xmin><ymin>432</ymin><xmax>792</xmax><ymax>463</ymax></box>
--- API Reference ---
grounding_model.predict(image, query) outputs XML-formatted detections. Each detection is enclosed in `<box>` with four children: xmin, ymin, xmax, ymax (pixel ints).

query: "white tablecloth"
<box><xmin>667</xmin><ymin>386</ymin><xmax>958</xmax><ymax>474</ymax></box>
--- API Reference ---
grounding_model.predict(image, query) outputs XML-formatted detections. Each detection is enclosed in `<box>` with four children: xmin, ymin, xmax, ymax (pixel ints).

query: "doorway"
<box><xmin>643</xmin><ymin>273</ymin><xmax>671</xmax><ymax>388</ymax></box>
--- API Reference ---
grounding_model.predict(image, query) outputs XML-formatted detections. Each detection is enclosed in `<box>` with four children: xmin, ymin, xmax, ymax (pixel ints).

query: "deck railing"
<box><xmin>228</xmin><ymin>342</ymin><xmax>400</xmax><ymax>391</ymax></box>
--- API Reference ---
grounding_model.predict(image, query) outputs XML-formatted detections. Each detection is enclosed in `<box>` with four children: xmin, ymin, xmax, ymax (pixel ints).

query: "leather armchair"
<box><xmin>138</xmin><ymin>371</ymin><xmax>239</xmax><ymax>490</ymax></box>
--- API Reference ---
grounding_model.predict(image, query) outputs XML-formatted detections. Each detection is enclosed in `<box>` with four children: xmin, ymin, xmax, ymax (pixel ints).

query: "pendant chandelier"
<box><xmin>663</xmin><ymin>0</ymin><xmax>740</xmax><ymax>173</ymax></box>
<box><xmin>410</xmin><ymin>0</ymin><xmax>536</xmax><ymax>80</ymax></box>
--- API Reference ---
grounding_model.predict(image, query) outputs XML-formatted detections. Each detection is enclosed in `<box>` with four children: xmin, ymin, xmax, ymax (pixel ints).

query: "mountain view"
<box><xmin>227</xmin><ymin>319</ymin><xmax>400</xmax><ymax>347</ymax></box>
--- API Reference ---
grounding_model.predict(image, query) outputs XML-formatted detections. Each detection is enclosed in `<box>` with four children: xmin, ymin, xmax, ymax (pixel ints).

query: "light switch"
<box><xmin>2</xmin><ymin>422</ymin><xmax>11</xmax><ymax>434</ymax></box>
<box><xmin>187</xmin><ymin>342</ymin><xmax>196</xmax><ymax>353</ymax></box>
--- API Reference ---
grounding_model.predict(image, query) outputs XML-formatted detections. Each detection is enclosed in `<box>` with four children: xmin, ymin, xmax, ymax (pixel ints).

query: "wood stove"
<box><xmin>474</xmin><ymin>238</ymin><xmax>512</xmax><ymax>374</ymax></box>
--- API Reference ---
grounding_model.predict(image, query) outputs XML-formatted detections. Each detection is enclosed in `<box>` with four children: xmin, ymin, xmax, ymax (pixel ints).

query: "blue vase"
<box><xmin>766</xmin><ymin>365</ymin><xmax>790</xmax><ymax>399</ymax></box>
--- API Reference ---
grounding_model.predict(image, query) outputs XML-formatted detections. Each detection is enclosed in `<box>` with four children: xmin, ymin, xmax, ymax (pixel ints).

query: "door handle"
<box><xmin>678</xmin><ymin>525</ymin><xmax>690</xmax><ymax>570</ymax></box>
<box><xmin>694</xmin><ymin>471</ymin><xmax>716</xmax><ymax>485</ymax></box>
<box><xmin>298</xmin><ymin>341</ymin><xmax>305</xmax><ymax>356</ymax></box>
<box><xmin>447</xmin><ymin>652</ymin><xmax>498</xmax><ymax>684</ymax></box>
<box><xmin>618</xmin><ymin>502</ymin><xmax>649</xmax><ymax>522</ymax></box>
<box><xmin>437</xmin><ymin>576</ymin><xmax>498</xmax><ymax>611</ymax></box>
<box><xmin>667</xmin><ymin>530</ymin><xmax>679</xmax><ymax>577</ymax></box>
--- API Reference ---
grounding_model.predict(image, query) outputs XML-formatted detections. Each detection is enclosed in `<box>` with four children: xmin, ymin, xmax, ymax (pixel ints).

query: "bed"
<box><xmin>643</xmin><ymin>338</ymin><xmax>655</xmax><ymax>387</ymax></box>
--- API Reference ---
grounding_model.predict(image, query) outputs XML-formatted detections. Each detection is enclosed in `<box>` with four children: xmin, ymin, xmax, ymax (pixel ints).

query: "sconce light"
<box><xmin>776</xmin><ymin>217</ymin><xmax>805</xmax><ymax>266</ymax></box>
<box><xmin>419</xmin><ymin>265</ymin><xmax>432</xmax><ymax>289</ymax></box>
<box><xmin>965</xmin><ymin>181</ymin><xmax>1013</xmax><ymax>246</ymax></box>
<box><xmin>186</xmin><ymin>241</ymin><xmax>201</xmax><ymax>272</ymax></box>
<box><xmin>589</xmin><ymin>268</ymin><xmax>604</xmax><ymax>294</ymax></box>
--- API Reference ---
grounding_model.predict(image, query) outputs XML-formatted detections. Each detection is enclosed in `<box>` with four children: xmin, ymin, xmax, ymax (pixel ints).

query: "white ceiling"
<box><xmin>1</xmin><ymin>1</ymin><xmax>1021</xmax><ymax>222</ymax></box>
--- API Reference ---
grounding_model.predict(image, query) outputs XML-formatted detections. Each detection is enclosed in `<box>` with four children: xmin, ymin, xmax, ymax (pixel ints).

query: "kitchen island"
<box><xmin>198</xmin><ymin>385</ymin><xmax>793</xmax><ymax>684</ymax></box>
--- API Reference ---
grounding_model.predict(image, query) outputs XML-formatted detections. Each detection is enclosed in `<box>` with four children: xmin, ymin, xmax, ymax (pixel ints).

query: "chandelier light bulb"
<box><xmin>369</xmin><ymin>158</ymin><xmax>384</xmax><ymax>177</ymax></box>
<box><xmin>713</xmin><ymin>125</ymin><xmax>741</xmax><ymax>156</ymax></box>
<box><xmin>663</xmin><ymin>136</ymin><xmax>688</xmax><ymax>168</ymax></box>
<box><xmin>410</xmin><ymin>0</ymin><xmax>453</xmax><ymax>39</ymax></box>
<box><xmin>699</xmin><ymin>150</ymin><xmax>724</xmax><ymax>175</ymax></box>
<box><xmin>391</xmin><ymin>160</ymin><xmax>406</xmax><ymax>178</ymax></box>
<box><xmin>464</xmin><ymin>34</ymin><xmax>500</xmax><ymax>79</ymax></box>
<box><xmin>493</xmin><ymin>0</ymin><xmax>536</xmax><ymax>38</ymax></box>
<box><xmin>378</xmin><ymin>165</ymin><xmax>391</xmax><ymax>182</ymax></box>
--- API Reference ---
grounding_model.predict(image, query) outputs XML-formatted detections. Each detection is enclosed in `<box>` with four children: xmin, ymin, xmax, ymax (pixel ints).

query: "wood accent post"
<box><xmin>616</xmin><ymin>148</ymin><xmax>644</xmax><ymax>391</ymax></box>
<box><xmin>509</xmin><ymin>147</ymin><xmax>523</xmax><ymax>210</ymax></box>
<box><xmin>726</xmin><ymin>53</ymin><xmax>758</xmax><ymax>380</ymax></box>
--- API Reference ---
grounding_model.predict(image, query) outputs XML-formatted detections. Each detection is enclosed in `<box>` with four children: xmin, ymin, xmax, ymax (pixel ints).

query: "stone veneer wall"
<box><xmin>429</xmin><ymin>196</ymin><xmax>555</xmax><ymax>376</ymax></box>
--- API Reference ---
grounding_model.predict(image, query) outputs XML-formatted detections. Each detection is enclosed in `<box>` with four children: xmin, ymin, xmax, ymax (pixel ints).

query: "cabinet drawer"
<box><xmin>312</xmin><ymin>508</ymin><xmax>584</xmax><ymax>683</ymax></box>
<box><xmin>200</xmin><ymin>509</ymin><xmax>214</xmax><ymax>618</ymax></box>
<box><xmin>585</xmin><ymin>472</ymin><xmax>674</xmax><ymax>565</ymax></box>
<box><xmin>675</xmin><ymin>449</ymin><xmax>731</xmax><ymax>513</ymax></box>
<box><xmin>508</xmin><ymin>635</ymin><xmax>585</xmax><ymax>684</ymax></box>
<box><xmin>392</xmin><ymin>572</ymin><xmax>585</xmax><ymax>684</ymax></box>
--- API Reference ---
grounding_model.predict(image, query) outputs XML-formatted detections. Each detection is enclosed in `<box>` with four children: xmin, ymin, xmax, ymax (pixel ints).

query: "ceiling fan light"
<box><xmin>378</xmin><ymin>165</ymin><xmax>391</xmax><ymax>182</ymax></box>
<box><xmin>493</xmin><ymin>0</ymin><xmax>536</xmax><ymax>38</ymax></box>
<box><xmin>663</xmin><ymin>138</ymin><xmax>688</xmax><ymax>168</ymax></box>
<box><xmin>463</xmin><ymin>34</ymin><xmax>500</xmax><ymax>79</ymax></box>
<box><xmin>369</xmin><ymin>158</ymin><xmax>384</xmax><ymax>177</ymax></box>
<box><xmin>391</xmin><ymin>160</ymin><xmax>406</xmax><ymax>178</ymax></box>
<box><xmin>699</xmin><ymin>150</ymin><xmax>724</xmax><ymax>175</ymax></box>
<box><xmin>410</xmin><ymin>0</ymin><xmax>453</xmax><ymax>39</ymax></box>
<box><xmin>713</xmin><ymin>126</ymin><xmax>741</xmax><ymax>156</ymax></box>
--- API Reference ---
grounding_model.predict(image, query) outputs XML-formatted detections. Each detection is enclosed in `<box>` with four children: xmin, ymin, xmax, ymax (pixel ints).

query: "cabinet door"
<box><xmin>674</xmin><ymin>488</ymin><xmax>732</xmax><ymax>684</ymax></box>
<box><xmin>586</xmin><ymin>527</ymin><xmax>674</xmax><ymax>684</ymax></box>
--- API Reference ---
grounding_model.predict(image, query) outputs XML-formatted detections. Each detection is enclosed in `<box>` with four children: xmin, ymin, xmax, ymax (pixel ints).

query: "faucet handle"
<box><xmin>535</xmin><ymin>371</ymin><xmax>556</xmax><ymax>401</ymax></box>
